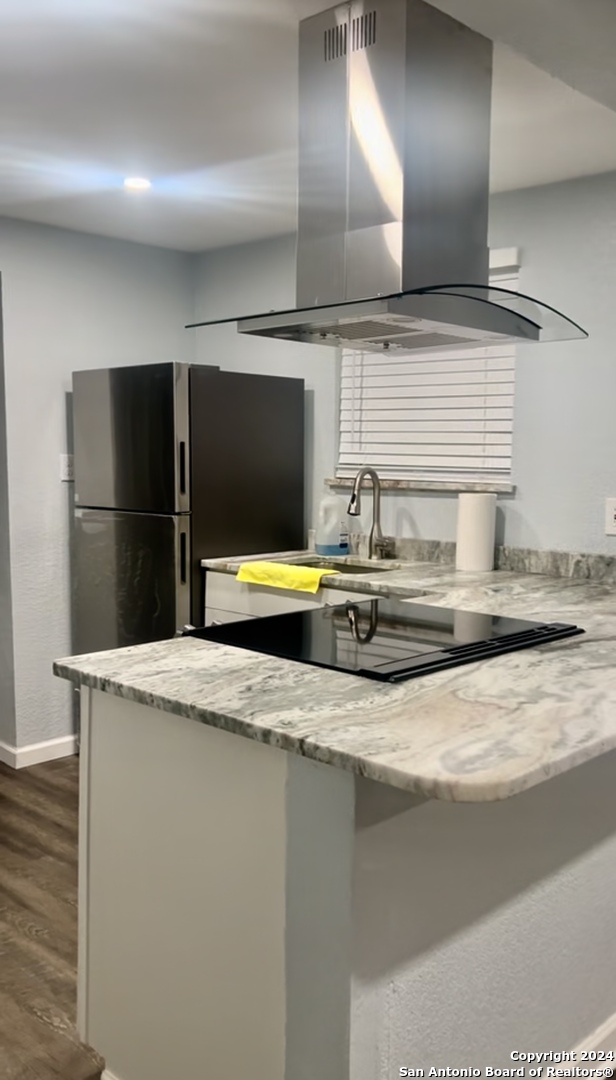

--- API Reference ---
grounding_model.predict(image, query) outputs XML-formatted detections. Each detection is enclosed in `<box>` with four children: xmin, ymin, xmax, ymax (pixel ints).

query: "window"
<box><xmin>337</xmin><ymin>254</ymin><xmax>519</xmax><ymax>486</ymax></box>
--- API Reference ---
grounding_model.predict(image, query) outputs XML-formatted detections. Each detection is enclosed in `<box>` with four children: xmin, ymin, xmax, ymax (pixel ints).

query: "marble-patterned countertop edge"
<box><xmin>202</xmin><ymin>547</ymin><xmax>616</xmax><ymax>590</ymax></box>
<box><xmin>54</xmin><ymin>560</ymin><xmax>616</xmax><ymax>804</ymax></box>
<box><xmin>201</xmin><ymin>550</ymin><xmax>444</xmax><ymax>598</ymax></box>
<box><xmin>52</xmin><ymin>646</ymin><xmax>616</xmax><ymax>803</ymax></box>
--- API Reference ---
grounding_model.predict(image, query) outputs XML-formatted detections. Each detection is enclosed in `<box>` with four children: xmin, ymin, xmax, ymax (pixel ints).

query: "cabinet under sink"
<box><xmin>204</xmin><ymin>568</ymin><xmax>382</xmax><ymax>626</ymax></box>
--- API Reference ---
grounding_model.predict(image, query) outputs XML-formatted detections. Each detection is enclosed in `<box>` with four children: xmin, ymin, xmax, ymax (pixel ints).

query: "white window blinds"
<box><xmin>337</xmin><ymin>268</ymin><xmax>519</xmax><ymax>484</ymax></box>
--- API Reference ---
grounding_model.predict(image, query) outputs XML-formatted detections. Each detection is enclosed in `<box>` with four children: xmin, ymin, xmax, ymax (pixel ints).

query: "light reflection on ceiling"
<box><xmin>1</xmin><ymin>1</ymin><xmax>616</xmax><ymax>250</ymax></box>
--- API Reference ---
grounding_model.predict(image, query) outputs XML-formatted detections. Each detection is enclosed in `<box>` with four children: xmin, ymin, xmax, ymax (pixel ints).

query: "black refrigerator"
<box><xmin>72</xmin><ymin>362</ymin><xmax>305</xmax><ymax>654</ymax></box>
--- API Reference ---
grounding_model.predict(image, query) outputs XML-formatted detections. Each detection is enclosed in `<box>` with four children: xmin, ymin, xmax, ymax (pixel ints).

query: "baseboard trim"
<box><xmin>101</xmin><ymin>1071</ymin><xmax>122</xmax><ymax>1080</ymax></box>
<box><xmin>0</xmin><ymin>740</ymin><xmax>16</xmax><ymax>768</ymax></box>
<box><xmin>0</xmin><ymin>735</ymin><xmax>77</xmax><ymax>769</ymax></box>
<box><xmin>574</xmin><ymin>1010</ymin><xmax>616</xmax><ymax>1053</ymax></box>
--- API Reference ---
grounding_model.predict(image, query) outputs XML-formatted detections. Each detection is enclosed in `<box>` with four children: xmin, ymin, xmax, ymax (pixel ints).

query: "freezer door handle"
<box><xmin>174</xmin><ymin>522</ymin><xmax>191</xmax><ymax>632</ymax></box>
<box><xmin>179</xmin><ymin>441</ymin><xmax>187</xmax><ymax>495</ymax></box>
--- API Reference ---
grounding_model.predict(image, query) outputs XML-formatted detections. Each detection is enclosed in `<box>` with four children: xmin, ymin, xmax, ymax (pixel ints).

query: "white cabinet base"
<box><xmin>78</xmin><ymin>688</ymin><xmax>354</xmax><ymax>1080</ymax></box>
<box><xmin>77</xmin><ymin>688</ymin><xmax>616</xmax><ymax>1078</ymax></box>
<box><xmin>204</xmin><ymin>569</ymin><xmax>372</xmax><ymax>626</ymax></box>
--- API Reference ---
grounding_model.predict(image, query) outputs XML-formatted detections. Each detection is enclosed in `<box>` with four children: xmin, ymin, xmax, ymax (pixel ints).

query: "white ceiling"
<box><xmin>429</xmin><ymin>0</ymin><xmax>616</xmax><ymax>113</ymax></box>
<box><xmin>1</xmin><ymin>0</ymin><xmax>616</xmax><ymax>252</ymax></box>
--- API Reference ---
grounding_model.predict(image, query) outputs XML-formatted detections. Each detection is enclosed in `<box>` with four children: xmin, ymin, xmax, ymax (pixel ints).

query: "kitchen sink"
<box><xmin>284</xmin><ymin>557</ymin><xmax>398</xmax><ymax>575</ymax></box>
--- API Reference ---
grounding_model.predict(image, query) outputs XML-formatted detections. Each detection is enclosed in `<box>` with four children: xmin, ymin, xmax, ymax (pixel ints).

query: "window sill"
<box><xmin>326</xmin><ymin>477</ymin><xmax>516</xmax><ymax>494</ymax></box>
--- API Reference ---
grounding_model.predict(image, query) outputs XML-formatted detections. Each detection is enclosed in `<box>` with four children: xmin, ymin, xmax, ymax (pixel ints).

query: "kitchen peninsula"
<box><xmin>55</xmin><ymin>558</ymin><xmax>616</xmax><ymax>1080</ymax></box>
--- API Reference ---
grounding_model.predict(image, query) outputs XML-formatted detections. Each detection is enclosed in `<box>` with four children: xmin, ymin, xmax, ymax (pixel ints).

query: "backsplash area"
<box><xmin>345</xmin><ymin>534</ymin><xmax>616</xmax><ymax>585</ymax></box>
<box><xmin>495</xmin><ymin>546</ymin><xmax>616</xmax><ymax>583</ymax></box>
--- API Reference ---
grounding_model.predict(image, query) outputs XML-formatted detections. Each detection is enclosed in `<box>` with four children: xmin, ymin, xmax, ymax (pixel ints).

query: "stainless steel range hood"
<box><xmin>189</xmin><ymin>0</ymin><xmax>587</xmax><ymax>353</ymax></box>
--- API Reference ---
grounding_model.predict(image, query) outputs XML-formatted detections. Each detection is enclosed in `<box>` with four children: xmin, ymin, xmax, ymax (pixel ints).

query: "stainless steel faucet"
<box><xmin>347</xmin><ymin>468</ymin><xmax>396</xmax><ymax>560</ymax></box>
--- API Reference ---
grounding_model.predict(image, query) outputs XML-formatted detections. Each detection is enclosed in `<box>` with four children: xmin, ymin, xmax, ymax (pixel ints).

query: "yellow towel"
<box><xmin>236</xmin><ymin>561</ymin><xmax>340</xmax><ymax>594</ymax></box>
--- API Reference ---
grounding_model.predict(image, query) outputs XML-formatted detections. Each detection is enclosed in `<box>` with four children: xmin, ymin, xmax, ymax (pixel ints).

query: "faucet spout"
<box><xmin>347</xmin><ymin>467</ymin><xmax>387</xmax><ymax>559</ymax></box>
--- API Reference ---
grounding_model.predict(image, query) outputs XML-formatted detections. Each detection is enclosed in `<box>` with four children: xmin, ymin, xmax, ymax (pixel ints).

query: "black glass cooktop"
<box><xmin>186</xmin><ymin>598</ymin><xmax>584</xmax><ymax>683</ymax></box>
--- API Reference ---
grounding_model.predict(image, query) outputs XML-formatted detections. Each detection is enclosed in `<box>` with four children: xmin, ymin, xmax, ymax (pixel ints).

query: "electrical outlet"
<box><xmin>60</xmin><ymin>454</ymin><xmax>74</xmax><ymax>483</ymax></box>
<box><xmin>605</xmin><ymin>498</ymin><xmax>616</xmax><ymax>536</ymax></box>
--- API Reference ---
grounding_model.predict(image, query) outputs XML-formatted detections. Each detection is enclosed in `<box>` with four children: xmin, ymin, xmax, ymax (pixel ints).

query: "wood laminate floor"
<box><xmin>0</xmin><ymin>756</ymin><xmax>103</xmax><ymax>1080</ymax></box>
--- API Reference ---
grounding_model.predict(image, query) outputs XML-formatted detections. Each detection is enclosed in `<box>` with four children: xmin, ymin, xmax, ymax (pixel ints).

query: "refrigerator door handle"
<box><xmin>179</xmin><ymin>441</ymin><xmax>187</xmax><ymax>495</ymax></box>
<box><xmin>180</xmin><ymin>530</ymin><xmax>187</xmax><ymax>584</ymax></box>
<box><xmin>174</xmin><ymin>363</ymin><xmax>190</xmax><ymax>512</ymax></box>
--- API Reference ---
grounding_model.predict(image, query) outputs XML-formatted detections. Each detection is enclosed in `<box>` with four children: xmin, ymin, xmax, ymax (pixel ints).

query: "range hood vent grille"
<box><xmin>398</xmin><ymin>332</ymin><xmax>472</xmax><ymax>350</ymax></box>
<box><xmin>324</xmin><ymin>23</ymin><xmax>347</xmax><ymax>62</ymax></box>
<box><xmin>315</xmin><ymin>323</ymin><xmax>477</xmax><ymax>351</ymax></box>
<box><xmin>352</xmin><ymin>11</ymin><xmax>377</xmax><ymax>50</ymax></box>
<box><xmin>317</xmin><ymin>319</ymin><xmax>415</xmax><ymax>341</ymax></box>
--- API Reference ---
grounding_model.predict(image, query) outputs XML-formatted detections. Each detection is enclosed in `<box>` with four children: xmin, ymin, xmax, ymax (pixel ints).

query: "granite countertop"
<box><xmin>201</xmin><ymin>549</ymin><xmax>433</xmax><ymax>598</ymax></box>
<box><xmin>55</xmin><ymin>554</ymin><xmax>616</xmax><ymax>803</ymax></box>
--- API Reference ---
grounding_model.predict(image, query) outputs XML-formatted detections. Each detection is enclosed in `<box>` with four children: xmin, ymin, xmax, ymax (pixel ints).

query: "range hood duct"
<box><xmin>188</xmin><ymin>0</ymin><xmax>587</xmax><ymax>353</ymax></box>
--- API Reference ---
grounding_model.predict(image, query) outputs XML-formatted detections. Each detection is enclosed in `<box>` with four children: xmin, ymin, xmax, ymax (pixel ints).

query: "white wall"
<box><xmin>192</xmin><ymin>234</ymin><xmax>338</xmax><ymax>529</ymax></box>
<box><xmin>352</xmin><ymin>751</ymin><xmax>616</xmax><ymax>1071</ymax></box>
<box><xmin>490</xmin><ymin>171</ymin><xmax>616</xmax><ymax>552</ymax></box>
<box><xmin>0</xmin><ymin>282</ymin><xmax>16</xmax><ymax>746</ymax></box>
<box><xmin>0</xmin><ymin>218</ymin><xmax>195</xmax><ymax>748</ymax></box>
<box><xmin>192</xmin><ymin>172</ymin><xmax>616</xmax><ymax>555</ymax></box>
<box><xmin>377</xmin><ymin>171</ymin><xmax>616</xmax><ymax>549</ymax></box>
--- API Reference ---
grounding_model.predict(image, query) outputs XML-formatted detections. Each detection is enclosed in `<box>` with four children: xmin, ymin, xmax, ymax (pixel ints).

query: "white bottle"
<box><xmin>315</xmin><ymin>493</ymin><xmax>350</xmax><ymax>556</ymax></box>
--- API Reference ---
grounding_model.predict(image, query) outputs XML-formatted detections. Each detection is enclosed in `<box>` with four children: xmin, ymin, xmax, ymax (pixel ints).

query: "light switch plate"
<box><xmin>60</xmin><ymin>454</ymin><xmax>74</xmax><ymax>482</ymax></box>
<box><xmin>605</xmin><ymin>497</ymin><xmax>616</xmax><ymax>535</ymax></box>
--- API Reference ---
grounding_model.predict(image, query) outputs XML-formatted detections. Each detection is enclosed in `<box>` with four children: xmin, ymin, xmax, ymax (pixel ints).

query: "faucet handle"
<box><xmin>373</xmin><ymin>535</ymin><xmax>396</xmax><ymax>559</ymax></box>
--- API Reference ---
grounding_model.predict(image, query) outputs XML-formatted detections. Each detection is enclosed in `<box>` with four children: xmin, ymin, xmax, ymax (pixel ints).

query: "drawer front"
<box><xmin>204</xmin><ymin>593</ymin><xmax>375</xmax><ymax>631</ymax></box>
<box><xmin>205</xmin><ymin>573</ymin><xmax>249</xmax><ymax>614</ymax></box>
<box><xmin>204</xmin><ymin>572</ymin><xmax>375</xmax><ymax>619</ymax></box>
<box><xmin>204</xmin><ymin>607</ymin><xmax>255</xmax><ymax>627</ymax></box>
<box><xmin>205</xmin><ymin>572</ymin><xmax>319</xmax><ymax>617</ymax></box>
<box><xmin>243</xmin><ymin>588</ymin><xmax>320</xmax><ymax>617</ymax></box>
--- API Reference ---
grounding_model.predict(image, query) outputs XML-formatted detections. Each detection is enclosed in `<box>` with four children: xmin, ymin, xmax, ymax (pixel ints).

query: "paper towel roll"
<box><xmin>455</xmin><ymin>493</ymin><xmax>497</xmax><ymax>572</ymax></box>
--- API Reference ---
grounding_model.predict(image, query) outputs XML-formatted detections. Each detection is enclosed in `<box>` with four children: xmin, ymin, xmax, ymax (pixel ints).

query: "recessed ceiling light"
<box><xmin>123</xmin><ymin>177</ymin><xmax>151</xmax><ymax>192</ymax></box>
